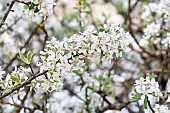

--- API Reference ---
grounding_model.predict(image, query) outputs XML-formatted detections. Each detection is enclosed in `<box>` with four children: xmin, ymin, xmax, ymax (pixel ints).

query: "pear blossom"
<box><xmin>133</xmin><ymin>76</ymin><xmax>162</xmax><ymax>100</ymax></box>
<box><xmin>143</xmin><ymin>22</ymin><xmax>160</xmax><ymax>40</ymax></box>
<box><xmin>162</xmin><ymin>33</ymin><xmax>170</xmax><ymax>47</ymax></box>
<box><xmin>144</xmin><ymin>104</ymin><xmax>170</xmax><ymax>113</ymax></box>
<box><xmin>141</xmin><ymin>0</ymin><xmax>170</xmax><ymax>22</ymax></box>
<box><xmin>36</xmin><ymin>24</ymin><xmax>131</xmax><ymax>92</ymax></box>
<box><xmin>22</xmin><ymin>0</ymin><xmax>56</xmax><ymax>21</ymax></box>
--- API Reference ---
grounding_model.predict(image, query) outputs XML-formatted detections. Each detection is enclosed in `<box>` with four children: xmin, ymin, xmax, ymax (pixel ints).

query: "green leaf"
<box><xmin>21</xmin><ymin>77</ymin><xmax>25</xmax><ymax>83</ymax></box>
<box><xmin>36</xmin><ymin>80</ymin><xmax>45</xmax><ymax>83</ymax></box>
<box><xmin>72</xmin><ymin>69</ymin><xmax>81</xmax><ymax>75</ymax></box>
<box><xmin>147</xmin><ymin>73</ymin><xmax>156</xmax><ymax>79</ymax></box>
<box><xmin>11</xmin><ymin>75</ymin><xmax>19</xmax><ymax>83</ymax></box>
<box><xmin>111</xmin><ymin>92</ymin><xmax>116</xmax><ymax>98</ymax></box>
<box><xmin>54</xmin><ymin>80</ymin><xmax>59</xmax><ymax>82</ymax></box>
<box><xmin>85</xmin><ymin>10</ymin><xmax>92</xmax><ymax>15</ymax></box>
<box><xmin>24</xmin><ymin>5</ymin><xmax>29</xmax><ymax>9</ymax></box>
<box><xmin>56</xmin><ymin>59</ymin><xmax>61</xmax><ymax>64</ymax></box>
<box><xmin>84</xmin><ymin>2</ymin><xmax>90</xmax><ymax>7</ymax></box>
<box><xmin>104</xmin><ymin>78</ymin><xmax>111</xmax><ymax>84</ymax></box>
<box><xmin>19</xmin><ymin>51</ymin><xmax>29</xmax><ymax>64</ymax></box>
<box><xmin>64</xmin><ymin>50</ymin><xmax>69</xmax><ymax>55</ymax></box>
<box><xmin>27</xmin><ymin>51</ymin><xmax>33</xmax><ymax>63</ymax></box>
<box><xmin>27</xmin><ymin>82</ymin><xmax>34</xmax><ymax>87</ymax></box>
<box><xmin>34</xmin><ymin>7</ymin><xmax>40</xmax><ymax>13</ymax></box>
<box><xmin>45</xmin><ymin>53</ymin><xmax>49</xmax><ymax>59</ymax></box>
<box><xmin>104</xmin><ymin>85</ymin><xmax>111</xmax><ymax>93</ymax></box>
<box><xmin>92</xmin><ymin>32</ymin><xmax>98</xmax><ymax>36</ymax></box>
<box><xmin>29</xmin><ymin>3</ymin><xmax>35</xmax><ymax>10</ymax></box>
<box><xmin>161</xmin><ymin>12</ymin><xmax>166</xmax><ymax>18</ymax></box>
<box><xmin>99</xmin><ymin>28</ymin><xmax>105</xmax><ymax>32</ymax></box>
<box><xmin>144</xmin><ymin>98</ymin><xmax>147</xmax><ymax>109</ymax></box>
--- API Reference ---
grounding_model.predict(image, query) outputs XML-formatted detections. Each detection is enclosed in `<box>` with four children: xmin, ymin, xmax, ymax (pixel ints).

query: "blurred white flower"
<box><xmin>0</xmin><ymin>66</ymin><xmax>5</xmax><ymax>77</ymax></box>
<box><xmin>143</xmin><ymin>22</ymin><xmax>160</xmax><ymax>39</ymax></box>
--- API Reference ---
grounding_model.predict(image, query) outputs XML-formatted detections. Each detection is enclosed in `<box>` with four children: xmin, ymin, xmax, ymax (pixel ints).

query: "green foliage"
<box><xmin>147</xmin><ymin>73</ymin><xmax>157</xmax><ymax>79</ymax></box>
<box><xmin>144</xmin><ymin>98</ymin><xmax>147</xmax><ymax>109</ymax></box>
<box><xmin>27</xmin><ymin>51</ymin><xmax>33</xmax><ymax>63</ymax></box>
<box><xmin>19</xmin><ymin>51</ymin><xmax>34</xmax><ymax>64</ymax></box>
<box><xmin>24</xmin><ymin>2</ymin><xmax>40</xmax><ymax>13</ymax></box>
<box><xmin>73</xmin><ymin>69</ymin><xmax>81</xmax><ymax>75</ymax></box>
<box><xmin>131</xmin><ymin>89</ymin><xmax>143</xmax><ymax>101</ymax></box>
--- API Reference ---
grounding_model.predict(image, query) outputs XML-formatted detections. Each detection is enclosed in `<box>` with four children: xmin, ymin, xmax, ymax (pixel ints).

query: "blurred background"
<box><xmin>0</xmin><ymin>0</ymin><xmax>170</xmax><ymax>113</ymax></box>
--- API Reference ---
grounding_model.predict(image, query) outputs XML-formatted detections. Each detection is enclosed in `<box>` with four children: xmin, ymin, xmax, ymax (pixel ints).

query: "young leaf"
<box><xmin>85</xmin><ymin>10</ymin><xmax>92</xmax><ymax>15</ymax></box>
<box><xmin>73</xmin><ymin>69</ymin><xmax>81</xmax><ymax>75</ymax></box>
<box><xmin>27</xmin><ymin>51</ymin><xmax>33</xmax><ymax>63</ymax></box>
<box><xmin>11</xmin><ymin>75</ymin><xmax>19</xmax><ymax>83</ymax></box>
<box><xmin>19</xmin><ymin>51</ymin><xmax>29</xmax><ymax>64</ymax></box>
<box><xmin>144</xmin><ymin>98</ymin><xmax>148</xmax><ymax>109</ymax></box>
<box><xmin>99</xmin><ymin>28</ymin><xmax>105</xmax><ymax>32</ymax></box>
<box><xmin>29</xmin><ymin>3</ymin><xmax>35</xmax><ymax>10</ymax></box>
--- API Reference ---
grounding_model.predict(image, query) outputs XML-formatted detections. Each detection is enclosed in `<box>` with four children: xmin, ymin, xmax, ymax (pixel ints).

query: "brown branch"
<box><xmin>0</xmin><ymin>0</ymin><xmax>16</xmax><ymax>29</ymax></box>
<box><xmin>16</xmin><ymin>87</ymin><xmax>30</xmax><ymax>112</ymax></box>
<box><xmin>15</xmin><ymin>0</ymin><xmax>28</xmax><ymax>5</ymax></box>
<box><xmin>96</xmin><ymin>90</ymin><xmax>111</xmax><ymax>105</ymax></box>
<box><xmin>0</xmin><ymin>99</ymin><xmax>31</xmax><ymax>110</ymax></box>
<box><xmin>3</xmin><ymin>19</ymin><xmax>47</xmax><ymax>74</ymax></box>
<box><xmin>3</xmin><ymin>24</ymin><xmax>40</xmax><ymax>73</ymax></box>
<box><xmin>127</xmin><ymin>0</ymin><xmax>155</xmax><ymax>57</ymax></box>
<box><xmin>0</xmin><ymin>17</ymin><xmax>21</xmax><ymax>35</ymax></box>
<box><xmin>15</xmin><ymin>0</ymin><xmax>39</xmax><ymax>6</ymax></box>
<box><xmin>39</xmin><ymin>22</ymin><xmax>48</xmax><ymax>50</ymax></box>
<box><xmin>29</xmin><ymin>64</ymin><xmax>35</xmax><ymax>76</ymax></box>
<box><xmin>98</xmin><ymin>101</ymin><xmax>131</xmax><ymax>113</ymax></box>
<box><xmin>158</xmin><ymin>44</ymin><xmax>169</xmax><ymax>84</ymax></box>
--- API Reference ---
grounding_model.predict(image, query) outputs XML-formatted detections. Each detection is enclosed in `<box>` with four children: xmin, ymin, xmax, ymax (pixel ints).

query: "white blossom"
<box><xmin>133</xmin><ymin>76</ymin><xmax>162</xmax><ymax>100</ymax></box>
<box><xmin>36</xmin><ymin>24</ymin><xmax>131</xmax><ymax>92</ymax></box>
<box><xmin>143</xmin><ymin>22</ymin><xmax>160</xmax><ymax>39</ymax></box>
<box><xmin>22</xmin><ymin>0</ymin><xmax>56</xmax><ymax>21</ymax></box>
<box><xmin>144</xmin><ymin>104</ymin><xmax>170</xmax><ymax>113</ymax></box>
<box><xmin>162</xmin><ymin>33</ymin><xmax>170</xmax><ymax>47</ymax></box>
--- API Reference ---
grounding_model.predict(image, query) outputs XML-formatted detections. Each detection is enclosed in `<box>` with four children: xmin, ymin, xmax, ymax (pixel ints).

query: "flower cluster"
<box><xmin>141</xmin><ymin>3</ymin><xmax>159</xmax><ymax>21</ymax></box>
<box><xmin>132</xmin><ymin>76</ymin><xmax>162</xmax><ymax>100</ymax></box>
<box><xmin>144</xmin><ymin>104</ymin><xmax>170</xmax><ymax>113</ymax></box>
<box><xmin>142</xmin><ymin>0</ymin><xmax>170</xmax><ymax>22</ymax></box>
<box><xmin>22</xmin><ymin>0</ymin><xmax>56</xmax><ymax>21</ymax></box>
<box><xmin>131</xmin><ymin>76</ymin><xmax>170</xmax><ymax>113</ymax></box>
<box><xmin>159</xmin><ymin>0</ymin><xmax>170</xmax><ymax>22</ymax></box>
<box><xmin>162</xmin><ymin>33</ymin><xmax>170</xmax><ymax>47</ymax></box>
<box><xmin>143</xmin><ymin>22</ymin><xmax>160</xmax><ymax>40</ymax></box>
<box><xmin>0</xmin><ymin>66</ymin><xmax>30</xmax><ymax>92</ymax></box>
<box><xmin>36</xmin><ymin>24</ymin><xmax>131</xmax><ymax>92</ymax></box>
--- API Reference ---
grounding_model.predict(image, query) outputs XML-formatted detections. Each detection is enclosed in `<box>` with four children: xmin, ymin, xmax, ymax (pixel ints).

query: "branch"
<box><xmin>127</xmin><ymin>0</ymin><xmax>155</xmax><ymax>57</ymax></box>
<box><xmin>0</xmin><ymin>99</ymin><xmax>31</xmax><ymax>110</ymax></box>
<box><xmin>96</xmin><ymin>90</ymin><xmax>111</xmax><ymax>105</ymax></box>
<box><xmin>146</xmin><ymin>96</ymin><xmax>155</xmax><ymax>113</ymax></box>
<box><xmin>0</xmin><ymin>17</ymin><xmax>21</xmax><ymax>35</ymax></box>
<box><xmin>3</xmin><ymin>24</ymin><xmax>40</xmax><ymax>73</ymax></box>
<box><xmin>0</xmin><ymin>0</ymin><xmax>16</xmax><ymax>29</ymax></box>
<box><xmin>0</xmin><ymin>70</ymin><xmax>48</xmax><ymax>99</ymax></box>
<box><xmin>98</xmin><ymin>101</ymin><xmax>131</xmax><ymax>113</ymax></box>
<box><xmin>16</xmin><ymin>87</ymin><xmax>30</xmax><ymax>112</ymax></box>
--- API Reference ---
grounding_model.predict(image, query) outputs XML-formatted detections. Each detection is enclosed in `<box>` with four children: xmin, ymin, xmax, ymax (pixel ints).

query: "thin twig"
<box><xmin>146</xmin><ymin>96</ymin><xmax>155</xmax><ymax>113</ymax></box>
<box><xmin>0</xmin><ymin>0</ymin><xmax>16</xmax><ymax>29</ymax></box>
